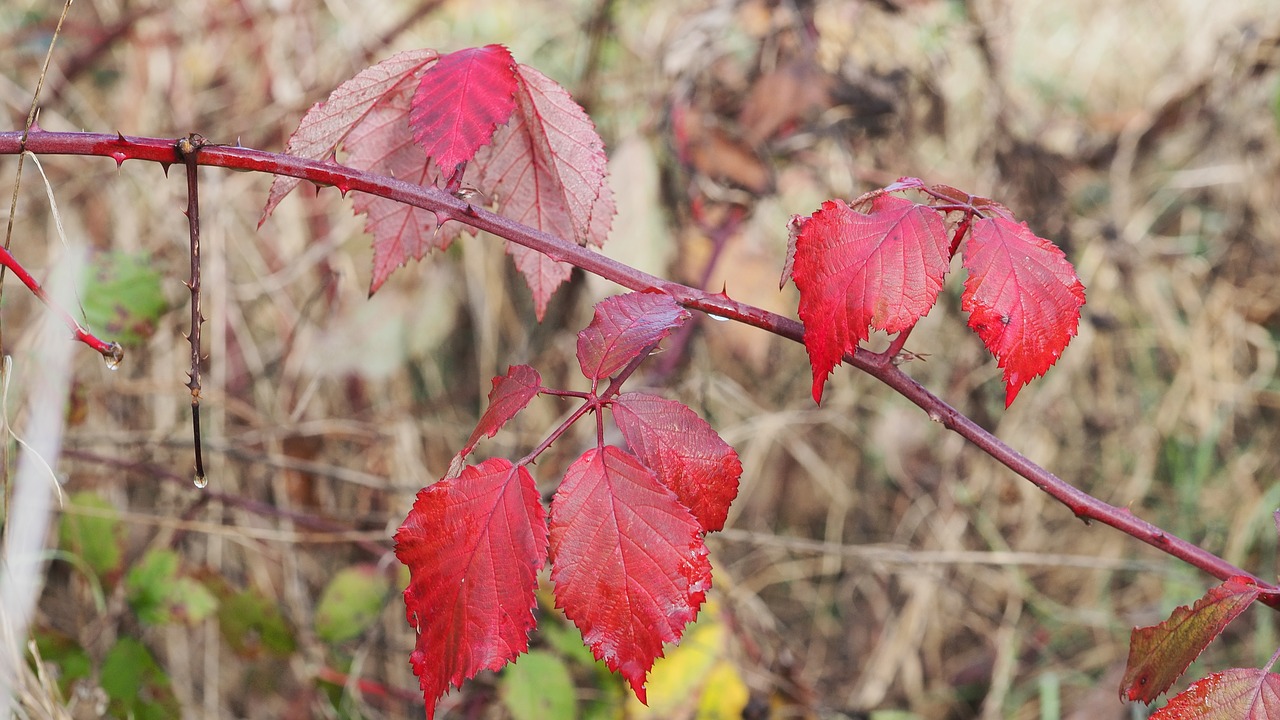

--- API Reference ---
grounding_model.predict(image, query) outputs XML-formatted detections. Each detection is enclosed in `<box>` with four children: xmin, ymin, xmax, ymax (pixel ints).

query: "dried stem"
<box><xmin>176</xmin><ymin>134</ymin><xmax>207</xmax><ymax>485</ymax></box>
<box><xmin>2</xmin><ymin>129</ymin><xmax>1275</xmax><ymax>605</ymax></box>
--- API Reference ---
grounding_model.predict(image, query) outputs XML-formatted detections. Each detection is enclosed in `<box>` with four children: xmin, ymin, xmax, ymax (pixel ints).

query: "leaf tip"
<box><xmin>811</xmin><ymin>377</ymin><xmax>826</xmax><ymax>406</ymax></box>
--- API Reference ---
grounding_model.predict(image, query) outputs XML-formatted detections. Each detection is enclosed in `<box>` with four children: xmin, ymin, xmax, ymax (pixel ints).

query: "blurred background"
<box><xmin>2</xmin><ymin>0</ymin><xmax>1280</xmax><ymax>718</ymax></box>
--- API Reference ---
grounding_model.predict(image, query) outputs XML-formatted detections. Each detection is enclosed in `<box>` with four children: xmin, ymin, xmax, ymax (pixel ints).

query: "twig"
<box><xmin>315</xmin><ymin>665</ymin><xmax>421</xmax><ymax>705</ymax></box>
<box><xmin>176</xmin><ymin>134</ymin><xmax>208</xmax><ymax>487</ymax></box>
<box><xmin>0</xmin><ymin>246</ymin><xmax>122</xmax><ymax>363</ymax></box>
<box><xmin>60</xmin><ymin>449</ymin><xmax>391</xmax><ymax>558</ymax></box>
<box><xmin>2</xmin><ymin>130</ymin><xmax>1275</xmax><ymax>606</ymax></box>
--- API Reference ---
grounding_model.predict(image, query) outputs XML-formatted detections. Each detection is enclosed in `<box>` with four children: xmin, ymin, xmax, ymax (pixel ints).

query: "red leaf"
<box><xmin>1121</xmin><ymin>576</ymin><xmax>1261</xmax><ymax>703</ymax></box>
<box><xmin>478</xmin><ymin>64</ymin><xmax>616</xmax><ymax>319</ymax></box>
<box><xmin>612</xmin><ymin>392</ymin><xmax>741</xmax><ymax>532</ymax></box>
<box><xmin>962</xmin><ymin>217</ymin><xmax>1086</xmax><ymax>406</ymax></box>
<box><xmin>549</xmin><ymin>446</ymin><xmax>711</xmax><ymax>702</ymax></box>
<box><xmin>393</xmin><ymin>459</ymin><xmax>548</xmax><ymax>719</ymax></box>
<box><xmin>269</xmin><ymin>48</ymin><xmax>614</xmax><ymax>307</ymax></box>
<box><xmin>453</xmin><ymin>365</ymin><xmax>542</xmax><ymax>471</ymax></box>
<box><xmin>408</xmin><ymin>44</ymin><xmax>519</xmax><ymax>184</ymax></box>
<box><xmin>260</xmin><ymin>49</ymin><xmax>438</xmax><ymax>225</ymax></box>
<box><xmin>345</xmin><ymin>96</ymin><xmax>472</xmax><ymax>294</ymax></box>
<box><xmin>791</xmin><ymin>196</ymin><xmax>950</xmax><ymax>403</ymax></box>
<box><xmin>576</xmin><ymin>291</ymin><xmax>690</xmax><ymax>382</ymax></box>
<box><xmin>1151</xmin><ymin>669</ymin><xmax>1280</xmax><ymax>719</ymax></box>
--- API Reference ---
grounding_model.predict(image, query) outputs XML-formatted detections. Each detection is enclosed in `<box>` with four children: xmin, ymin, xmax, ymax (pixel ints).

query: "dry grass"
<box><xmin>2</xmin><ymin>0</ymin><xmax>1280</xmax><ymax>718</ymax></box>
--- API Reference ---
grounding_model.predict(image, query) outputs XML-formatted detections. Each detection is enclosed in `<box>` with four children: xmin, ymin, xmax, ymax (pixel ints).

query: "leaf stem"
<box><xmin>4</xmin><ymin>129</ymin><xmax>1275</xmax><ymax>604</ymax></box>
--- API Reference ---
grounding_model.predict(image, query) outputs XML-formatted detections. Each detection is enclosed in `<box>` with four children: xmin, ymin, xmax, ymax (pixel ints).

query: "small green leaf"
<box><xmin>81</xmin><ymin>251</ymin><xmax>169</xmax><ymax>346</ymax></box>
<box><xmin>100</xmin><ymin>638</ymin><xmax>179</xmax><ymax>720</ymax></box>
<box><xmin>540</xmin><ymin>616</ymin><xmax>598</xmax><ymax>667</ymax></box>
<box><xmin>126</xmin><ymin>549</ymin><xmax>179</xmax><ymax>625</ymax></box>
<box><xmin>201</xmin><ymin>573</ymin><xmax>296</xmax><ymax>658</ymax></box>
<box><xmin>34</xmin><ymin>630</ymin><xmax>92</xmax><ymax>698</ymax></box>
<box><xmin>314</xmin><ymin>564</ymin><xmax>391</xmax><ymax>644</ymax></box>
<box><xmin>171</xmin><ymin>577</ymin><xmax>219</xmax><ymax>624</ymax></box>
<box><xmin>58</xmin><ymin>491</ymin><xmax>122</xmax><ymax>580</ymax></box>
<box><xmin>500</xmin><ymin>651</ymin><xmax>577</xmax><ymax>720</ymax></box>
<box><xmin>126</xmin><ymin>550</ymin><xmax>219</xmax><ymax>626</ymax></box>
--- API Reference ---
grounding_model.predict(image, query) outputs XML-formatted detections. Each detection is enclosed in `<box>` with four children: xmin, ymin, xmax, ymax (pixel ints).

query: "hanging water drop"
<box><xmin>193</xmin><ymin>474</ymin><xmax>208</xmax><ymax>489</ymax></box>
<box><xmin>103</xmin><ymin>342</ymin><xmax>124</xmax><ymax>371</ymax></box>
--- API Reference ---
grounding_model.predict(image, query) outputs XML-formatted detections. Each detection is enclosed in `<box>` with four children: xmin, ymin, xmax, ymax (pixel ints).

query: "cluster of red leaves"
<box><xmin>393</xmin><ymin>291</ymin><xmax>741</xmax><ymax>718</ymax></box>
<box><xmin>260</xmin><ymin>44</ymin><xmax>614</xmax><ymax>319</ymax></box>
<box><xmin>785</xmin><ymin>179</ymin><xmax>1086</xmax><ymax>406</ymax></box>
<box><xmin>259</xmin><ymin>43</ymin><xmax>1104</xmax><ymax>718</ymax></box>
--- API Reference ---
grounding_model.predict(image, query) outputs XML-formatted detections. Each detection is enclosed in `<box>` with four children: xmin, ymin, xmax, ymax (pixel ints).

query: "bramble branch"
<box><xmin>3</xmin><ymin>129</ymin><xmax>1275</xmax><ymax>605</ymax></box>
<box><xmin>176</xmin><ymin>133</ymin><xmax>207</xmax><ymax>485</ymax></box>
<box><xmin>0</xmin><ymin>243</ymin><xmax>123</xmax><ymax>365</ymax></box>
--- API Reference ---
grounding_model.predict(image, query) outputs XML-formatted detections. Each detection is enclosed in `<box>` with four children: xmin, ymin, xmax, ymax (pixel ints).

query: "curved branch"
<box><xmin>3</xmin><ymin>130</ymin><xmax>1274</xmax><ymax>602</ymax></box>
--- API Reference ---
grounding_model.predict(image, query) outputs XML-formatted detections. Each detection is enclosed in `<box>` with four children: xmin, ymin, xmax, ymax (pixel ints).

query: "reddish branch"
<box><xmin>0</xmin><ymin>244</ymin><xmax>123</xmax><ymax>364</ymax></box>
<box><xmin>3</xmin><ymin>129</ymin><xmax>1275</xmax><ymax>605</ymax></box>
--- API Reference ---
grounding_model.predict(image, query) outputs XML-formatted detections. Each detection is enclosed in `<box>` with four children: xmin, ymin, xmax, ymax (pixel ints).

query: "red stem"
<box><xmin>4</xmin><ymin>130</ymin><xmax>1275</xmax><ymax>603</ymax></box>
<box><xmin>0</xmin><ymin>243</ymin><xmax>123</xmax><ymax>364</ymax></box>
<box><xmin>315</xmin><ymin>665</ymin><xmax>421</xmax><ymax>705</ymax></box>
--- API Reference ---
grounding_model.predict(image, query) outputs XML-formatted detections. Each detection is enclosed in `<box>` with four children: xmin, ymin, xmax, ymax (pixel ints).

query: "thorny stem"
<box><xmin>177</xmin><ymin>134</ymin><xmax>207</xmax><ymax>484</ymax></box>
<box><xmin>3</xmin><ymin>130</ymin><xmax>1277</xmax><ymax>606</ymax></box>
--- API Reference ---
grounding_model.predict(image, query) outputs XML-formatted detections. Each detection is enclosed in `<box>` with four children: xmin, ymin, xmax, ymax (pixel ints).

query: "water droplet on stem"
<box><xmin>103</xmin><ymin>342</ymin><xmax>124</xmax><ymax>371</ymax></box>
<box><xmin>193</xmin><ymin>474</ymin><xmax>208</xmax><ymax>489</ymax></box>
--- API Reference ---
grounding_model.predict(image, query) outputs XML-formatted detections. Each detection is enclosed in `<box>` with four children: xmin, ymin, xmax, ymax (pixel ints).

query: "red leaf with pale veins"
<box><xmin>478</xmin><ymin>64</ymin><xmax>616</xmax><ymax>319</ymax></box>
<box><xmin>612</xmin><ymin>392</ymin><xmax>741</xmax><ymax>532</ymax></box>
<box><xmin>792</xmin><ymin>196</ymin><xmax>951</xmax><ymax>403</ymax></box>
<box><xmin>549</xmin><ymin>446</ymin><xmax>711</xmax><ymax>702</ymax></box>
<box><xmin>459</xmin><ymin>365</ymin><xmax>542</xmax><ymax>459</ymax></box>
<box><xmin>1151</xmin><ymin>669</ymin><xmax>1280</xmax><ymax>719</ymax></box>
<box><xmin>577</xmin><ymin>292</ymin><xmax>690</xmax><ymax>382</ymax></box>
<box><xmin>260</xmin><ymin>49</ymin><xmax>438</xmax><ymax>225</ymax></box>
<box><xmin>962</xmin><ymin>216</ymin><xmax>1086</xmax><ymax>406</ymax></box>
<box><xmin>1121</xmin><ymin>576</ymin><xmax>1261</xmax><ymax>703</ymax></box>
<box><xmin>345</xmin><ymin>93</ymin><xmax>474</xmax><ymax>293</ymax></box>
<box><xmin>393</xmin><ymin>459</ymin><xmax>548</xmax><ymax>720</ymax></box>
<box><xmin>409</xmin><ymin>44</ymin><xmax>519</xmax><ymax>184</ymax></box>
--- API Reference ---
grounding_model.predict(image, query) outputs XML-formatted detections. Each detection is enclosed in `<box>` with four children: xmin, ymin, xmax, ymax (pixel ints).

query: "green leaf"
<box><xmin>58</xmin><ymin>491</ymin><xmax>122</xmax><ymax>580</ymax></box>
<box><xmin>1121</xmin><ymin>576</ymin><xmax>1261</xmax><ymax>702</ymax></box>
<box><xmin>33</xmin><ymin>629</ymin><xmax>92</xmax><ymax>698</ymax></box>
<box><xmin>171</xmin><ymin>577</ymin><xmax>219</xmax><ymax>624</ymax></box>
<box><xmin>200</xmin><ymin>573</ymin><xmax>296</xmax><ymax>658</ymax></box>
<box><xmin>126</xmin><ymin>550</ymin><xmax>219</xmax><ymax>626</ymax></box>
<box><xmin>500</xmin><ymin>651</ymin><xmax>577</xmax><ymax>720</ymax></box>
<box><xmin>100</xmin><ymin>638</ymin><xmax>179</xmax><ymax>720</ymax></box>
<box><xmin>314</xmin><ymin>564</ymin><xmax>391</xmax><ymax>644</ymax></box>
<box><xmin>81</xmin><ymin>250</ymin><xmax>169</xmax><ymax>346</ymax></box>
<box><xmin>126</xmin><ymin>549</ymin><xmax>178</xmax><ymax>625</ymax></box>
<box><xmin>540</xmin><ymin>616</ymin><xmax>598</xmax><ymax>667</ymax></box>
